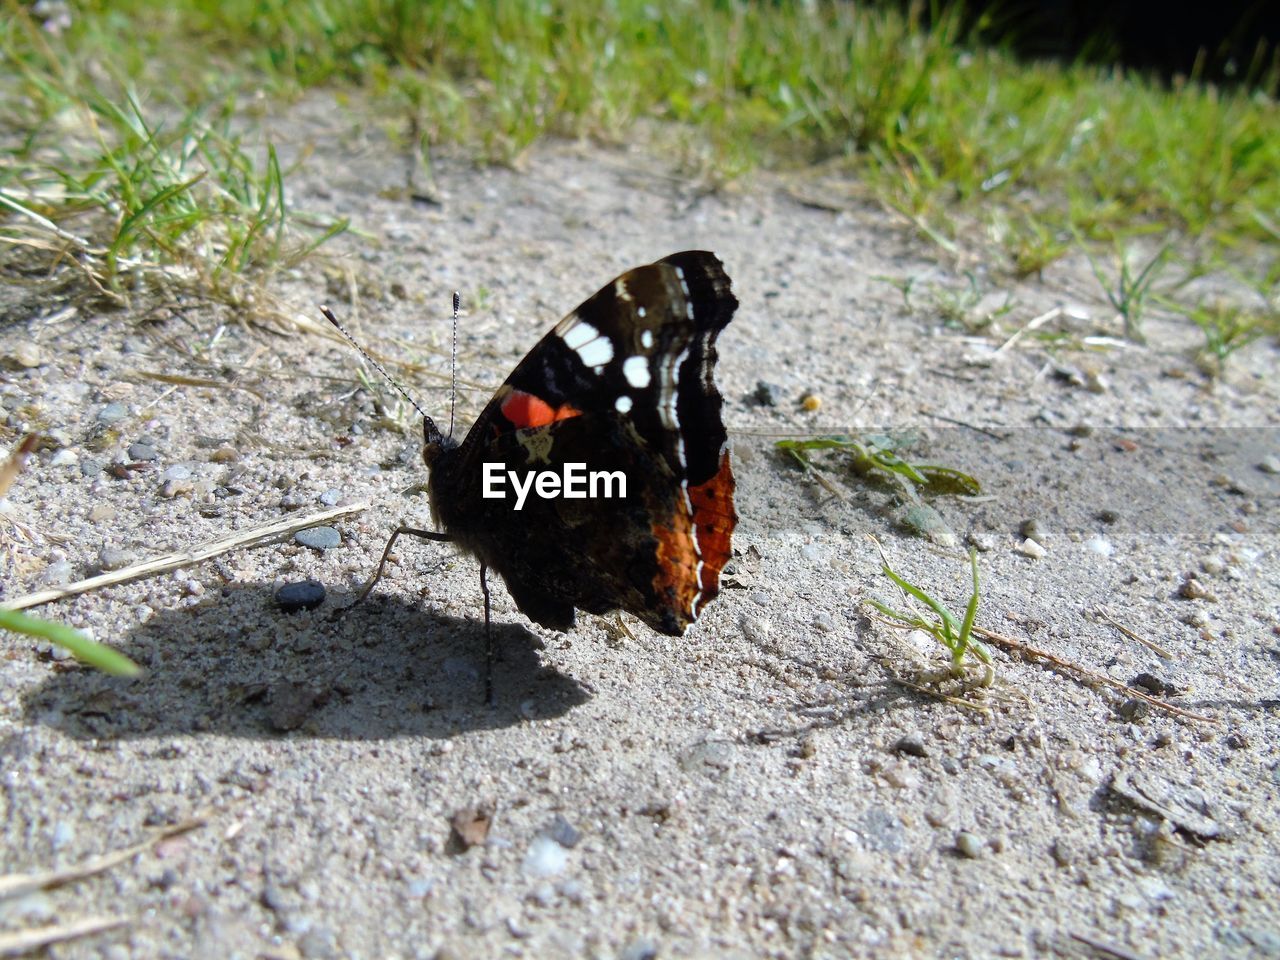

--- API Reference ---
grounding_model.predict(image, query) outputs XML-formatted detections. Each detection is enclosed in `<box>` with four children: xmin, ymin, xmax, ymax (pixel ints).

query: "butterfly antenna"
<box><xmin>448</xmin><ymin>291</ymin><xmax>459</xmax><ymax>439</ymax></box>
<box><xmin>320</xmin><ymin>305</ymin><xmax>430</xmax><ymax>421</ymax></box>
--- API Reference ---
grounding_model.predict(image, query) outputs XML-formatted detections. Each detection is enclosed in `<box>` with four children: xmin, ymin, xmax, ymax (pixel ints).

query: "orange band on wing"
<box><xmin>651</xmin><ymin>450</ymin><xmax>737</xmax><ymax>630</ymax></box>
<box><xmin>686</xmin><ymin>451</ymin><xmax>735</xmax><ymax>616</ymax></box>
<box><xmin>500</xmin><ymin>390</ymin><xmax>582</xmax><ymax>428</ymax></box>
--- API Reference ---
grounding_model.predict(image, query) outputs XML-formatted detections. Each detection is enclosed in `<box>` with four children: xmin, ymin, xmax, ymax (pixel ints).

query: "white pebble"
<box><xmin>1016</xmin><ymin>538</ymin><xmax>1047</xmax><ymax>559</ymax></box>
<box><xmin>523</xmin><ymin>835</ymin><xmax>567</xmax><ymax>878</ymax></box>
<box><xmin>1084</xmin><ymin>536</ymin><xmax>1113</xmax><ymax>557</ymax></box>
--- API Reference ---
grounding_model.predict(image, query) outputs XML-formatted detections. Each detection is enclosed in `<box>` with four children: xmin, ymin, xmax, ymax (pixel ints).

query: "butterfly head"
<box><xmin>422</xmin><ymin>414</ymin><xmax>455</xmax><ymax>466</ymax></box>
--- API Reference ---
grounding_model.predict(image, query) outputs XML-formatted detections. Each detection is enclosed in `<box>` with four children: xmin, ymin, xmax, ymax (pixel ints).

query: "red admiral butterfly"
<box><xmin>328</xmin><ymin>251</ymin><xmax>737</xmax><ymax>691</ymax></box>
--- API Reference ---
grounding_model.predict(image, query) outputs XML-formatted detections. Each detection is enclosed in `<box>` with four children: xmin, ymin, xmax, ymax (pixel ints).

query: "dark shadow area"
<box><xmin>916</xmin><ymin>0</ymin><xmax>1279</xmax><ymax>89</ymax></box>
<box><xmin>19</xmin><ymin>585</ymin><xmax>590</xmax><ymax>741</ymax></box>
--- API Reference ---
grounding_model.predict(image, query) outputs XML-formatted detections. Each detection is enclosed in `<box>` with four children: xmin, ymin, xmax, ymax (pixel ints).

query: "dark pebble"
<box><xmin>80</xmin><ymin>459</ymin><xmax>103</xmax><ymax>478</ymax></box>
<box><xmin>1117</xmin><ymin>699</ymin><xmax>1149</xmax><ymax>721</ymax></box>
<box><xmin>128</xmin><ymin>442</ymin><xmax>159</xmax><ymax>461</ymax></box>
<box><xmin>1098</xmin><ymin>509</ymin><xmax>1120</xmax><ymax>524</ymax></box>
<box><xmin>1132</xmin><ymin>672</ymin><xmax>1178</xmax><ymax>696</ymax></box>
<box><xmin>295</xmin><ymin>526</ymin><xmax>341</xmax><ymax>550</ymax></box>
<box><xmin>749</xmin><ymin>381</ymin><xmax>778</xmax><ymax>406</ymax></box>
<box><xmin>544</xmin><ymin>814</ymin><xmax>581</xmax><ymax>849</ymax></box>
<box><xmin>893</xmin><ymin>733</ymin><xmax>928</xmax><ymax>758</ymax></box>
<box><xmin>276</xmin><ymin>580</ymin><xmax>326</xmax><ymax>612</ymax></box>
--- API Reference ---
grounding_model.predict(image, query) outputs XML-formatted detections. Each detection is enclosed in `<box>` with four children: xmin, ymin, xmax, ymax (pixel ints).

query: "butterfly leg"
<box><xmin>340</xmin><ymin>525</ymin><xmax>451</xmax><ymax>612</ymax></box>
<box><xmin>479</xmin><ymin>562</ymin><xmax>495</xmax><ymax>706</ymax></box>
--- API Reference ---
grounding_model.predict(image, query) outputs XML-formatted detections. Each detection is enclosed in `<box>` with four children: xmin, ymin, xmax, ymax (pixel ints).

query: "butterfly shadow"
<box><xmin>19</xmin><ymin>584</ymin><xmax>590</xmax><ymax>742</ymax></box>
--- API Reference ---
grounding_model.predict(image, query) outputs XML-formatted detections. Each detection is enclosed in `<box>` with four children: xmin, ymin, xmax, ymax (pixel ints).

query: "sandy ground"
<box><xmin>2</xmin><ymin>95</ymin><xmax>1278</xmax><ymax>959</ymax></box>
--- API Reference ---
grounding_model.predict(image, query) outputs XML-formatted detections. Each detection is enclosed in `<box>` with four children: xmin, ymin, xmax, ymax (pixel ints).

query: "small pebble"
<box><xmin>89</xmin><ymin>503</ymin><xmax>116</xmax><ymax>522</ymax></box>
<box><xmin>741</xmin><ymin>616</ymin><xmax>771</xmax><ymax>644</ymax></box>
<box><xmin>750</xmin><ymin>381</ymin><xmax>778</xmax><ymax>406</ymax></box>
<box><xmin>11</xmin><ymin>342</ymin><xmax>43</xmax><ymax>368</ymax></box>
<box><xmin>1098</xmin><ymin>508</ymin><xmax>1120</xmax><ymax>524</ymax></box>
<box><xmin>620</xmin><ymin>939</ymin><xmax>659</xmax><ymax>960</ymax></box>
<box><xmin>1200</xmin><ymin>556</ymin><xmax>1225</xmax><ymax>575</ymax></box>
<box><xmin>295</xmin><ymin>526</ymin><xmax>341</xmax><ymax>550</ymax></box>
<box><xmin>1259</xmin><ymin>455</ymin><xmax>1280</xmax><ymax>475</ymax></box>
<box><xmin>966</xmin><ymin>531</ymin><xmax>995</xmax><ymax>552</ymax></box>
<box><xmin>893</xmin><ymin>733</ymin><xmax>928</xmax><ymax>758</ymax></box>
<box><xmin>522</xmin><ymin>834</ymin><xmax>567</xmax><ymax>878</ymax></box>
<box><xmin>955</xmin><ymin>831</ymin><xmax>984</xmax><ymax>859</ymax></box>
<box><xmin>1019</xmin><ymin>519</ymin><xmax>1041</xmax><ymax>540</ymax></box>
<box><xmin>319</xmin><ymin>488</ymin><xmax>342</xmax><ymax>506</ymax></box>
<box><xmin>162</xmin><ymin>464</ymin><xmax>192</xmax><ymax>482</ymax></box>
<box><xmin>98</xmin><ymin>546</ymin><xmax>134</xmax><ymax>571</ymax></box>
<box><xmin>1084</xmin><ymin>535</ymin><xmax>1114</xmax><ymax>557</ymax></box>
<box><xmin>161</xmin><ymin>479</ymin><xmax>193</xmax><ymax>499</ymax></box>
<box><xmin>1132</xmin><ymin>673</ymin><xmax>1177</xmax><ymax>696</ymax></box>
<box><xmin>40</xmin><ymin>560</ymin><xmax>72</xmax><ymax>585</ymax></box>
<box><xmin>97</xmin><ymin>402</ymin><xmax>127</xmax><ymax>424</ymax></box>
<box><xmin>799</xmin><ymin>392</ymin><xmax>821</xmax><ymax>412</ymax></box>
<box><xmin>127</xmin><ymin>442</ymin><xmax>158</xmax><ymax>461</ymax></box>
<box><xmin>80</xmin><ymin>459</ymin><xmax>103</xmax><ymax>478</ymax></box>
<box><xmin>1117</xmin><ymin>699</ymin><xmax>1149</xmax><ymax>721</ymax></box>
<box><xmin>50</xmin><ymin>449</ymin><xmax>78</xmax><ymax>467</ymax></box>
<box><xmin>901</xmin><ymin>504</ymin><xmax>958</xmax><ymax>546</ymax></box>
<box><xmin>1016</xmin><ymin>538</ymin><xmax>1047</xmax><ymax>559</ymax></box>
<box><xmin>544</xmin><ymin>815</ymin><xmax>581</xmax><ymax>849</ymax></box>
<box><xmin>1178</xmin><ymin>575</ymin><xmax>1216</xmax><ymax>601</ymax></box>
<box><xmin>812</xmin><ymin>612</ymin><xmax>836</xmax><ymax>632</ymax></box>
<box><xmin>209</xmin><ymin>446</ymin><xmax>238</xmax><ymax>463</ymax></box>
<box><xmin>276</xmin><ymin>580</ymin><xmax>326</xmax><ymax>612</ymax></box>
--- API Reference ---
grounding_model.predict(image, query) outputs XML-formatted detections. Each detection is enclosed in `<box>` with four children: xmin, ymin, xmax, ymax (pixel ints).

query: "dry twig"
<box><xmin>0</xmin><ymin>503</ymin><xmax>369</xmax><ymax>612</ymax></box>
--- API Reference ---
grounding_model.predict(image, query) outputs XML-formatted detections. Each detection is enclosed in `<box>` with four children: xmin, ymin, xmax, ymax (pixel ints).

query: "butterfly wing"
<box><xmin>429</xmin><ymin>250</ymin><xmax>738</xmax><ymax>635</ymax></box>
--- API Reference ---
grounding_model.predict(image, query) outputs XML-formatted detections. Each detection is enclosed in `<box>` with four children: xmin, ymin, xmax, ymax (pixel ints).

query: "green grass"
<box><xmin>0</xmin><ymin>7</ymin><xmax>348</xmax><ymax>315</ymax></box>
<box><xmin>1</xmin><ymin>0</ymin><xmax>1277</xmax><ymax>340</ymax></box>
<box><xmin>778</xmin><ymin>434</ymin><xmax>981</xmax><ymax>499</ymax></box>
<box><xmin>0</xmin><ymin>608</ymin><xmax>141</xmax><ymax>676</ymax></box>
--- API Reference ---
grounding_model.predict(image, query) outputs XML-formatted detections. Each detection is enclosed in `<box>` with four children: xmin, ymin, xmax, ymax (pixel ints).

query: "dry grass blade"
<box><xmin>0</xmin><ymin>916</ymin><xmax>128</xmax><ymax>957</ymax></box>
<box><xmin>0</xmin><ymin>816</ymin><xmax>205</xmax><ymax>900</ymax></box>
<box><xmin>1068</xmin><ymin>931</ymin><xmax>1144</xmax><ymax>960</ymax></box>
<box><xmin>1095</xmin><ymin>606</ymin><xmax>1173</xmax><ymax>658</ymax></box>
<box><xmin>971</xmin><ymin>625</ymin><xmax>1215</xmax><ymax>723</ymax></box>
<box><xmin>0</xmin><ymin>503</ymin><xmax>369</xmax><ymax>612</ymax></box>
<box><xmin>988</xmin><ymin>306</ymin><xmax>1063</xmax><ymax>361</ymax></box>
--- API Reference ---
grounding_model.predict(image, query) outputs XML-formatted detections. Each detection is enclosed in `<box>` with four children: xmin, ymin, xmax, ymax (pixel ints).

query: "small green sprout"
<box><xmin>776</xmin><ymin>435</ymin><xmax>980</xmax><ymax>497</ymax></box>
<box><xmin>866</xmin><ymin>546</ymin><xmax>993</xmax><ymax>684</ymax></box>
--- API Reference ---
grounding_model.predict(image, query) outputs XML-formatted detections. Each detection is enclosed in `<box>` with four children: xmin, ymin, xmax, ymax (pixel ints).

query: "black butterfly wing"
<box><xmin>428</xmin><ymin>251</ymin><xmax>738</xmax><ymax>634</ymax></box>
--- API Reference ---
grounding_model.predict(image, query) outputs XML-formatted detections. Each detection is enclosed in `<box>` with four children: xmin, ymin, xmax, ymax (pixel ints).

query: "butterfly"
<box><xmin>328</xmin><ymin>251</ymin><xmax>738</xmax><ymax>697</ymax></box>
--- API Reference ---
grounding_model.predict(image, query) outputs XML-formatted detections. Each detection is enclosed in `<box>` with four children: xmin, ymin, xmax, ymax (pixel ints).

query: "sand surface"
<box><xmin>2</xmin><ymin>95</ymin><xmax>1278</xmax><ymax>959</ymax></box>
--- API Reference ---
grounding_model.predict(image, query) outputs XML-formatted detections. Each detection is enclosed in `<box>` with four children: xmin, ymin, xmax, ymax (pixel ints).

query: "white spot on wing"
<box><xmin>623</xmin><ymin>356</ymin><xmax>651</xmax><ymax>389</ymax></box>
<box><xmin>614</xmin><ymin>395</ymin><xmax>633</xmax><ymax>414</ymax></box>
<box><xmin>640</xmin><ymin>330</ymin><xmax>654</xmax><ymax>349</ymax></box>
<box><xmin>615</xmin><ymin>278</ymin><xmax>633</xmax><ymax>301</ymax></box>
<box><xmin>638</xmin><ymin>306</ymin><xmax>647</xmax><ymax>318</ymax></box>
<box><xmin>675</xmin><ymin>266</ymin><xmax>691</xmax><ymax>297</ymax></box>
<box><xmin>576</xmin><ymin>337</ymin><xmax>614</xmax><ymax>368</ymax></box>
<box><xmin>561</xmin><ymin>322</ymin><xmax>599</xmax><ymax>351</ymax></box>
